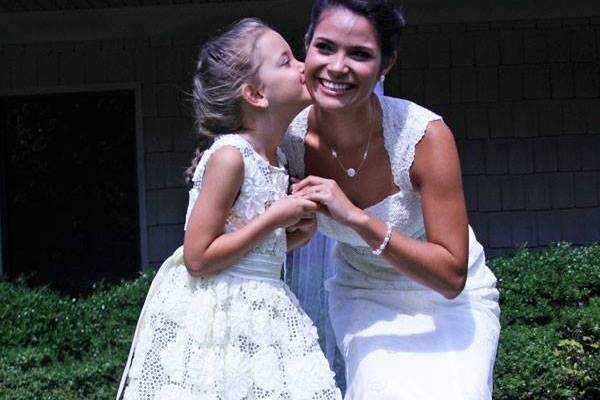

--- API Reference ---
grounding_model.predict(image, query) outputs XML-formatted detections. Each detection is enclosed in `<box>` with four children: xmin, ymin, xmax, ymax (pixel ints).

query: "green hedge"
<box><xmin>490</xmin><ymin>243</ymin><xmax>600</xmax><ymax>399</ymax></box>
<box><xmin>0</xmin><ymin>243</ymin><xmax>598</xmax><ymax>399</ymax></box>
<box><xmin>0</xmin><ymin>273</ymin><xmax>155</xmax><ymax>400</ymax></box>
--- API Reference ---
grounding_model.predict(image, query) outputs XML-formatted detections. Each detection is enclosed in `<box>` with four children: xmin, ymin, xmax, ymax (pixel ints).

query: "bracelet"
<box><xmin>372</xmin><ymin>222</ymin><xmax>393</xmax><ymax>255</ymax></box>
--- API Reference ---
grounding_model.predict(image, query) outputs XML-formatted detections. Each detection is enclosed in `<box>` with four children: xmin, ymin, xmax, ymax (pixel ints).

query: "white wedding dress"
<box><xmin>117</xmin><ymin>135</ymin><xmax>341</xmax><ymax>400</ymax></box>
<box><xmin>283</xmin><ymin>95</ymin><xmax>501</xmax><ymax>400</ymax></box>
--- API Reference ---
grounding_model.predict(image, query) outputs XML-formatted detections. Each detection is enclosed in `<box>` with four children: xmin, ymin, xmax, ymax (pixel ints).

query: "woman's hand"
<box><xmin>291</xmin><ymin>176</ymin><xmax>366</xmax><ymax>227</ymax></box>
<box><xmin>265</xmin><ymin>195</ymin><xmax>319</xmax><ymax>229</ymax></box>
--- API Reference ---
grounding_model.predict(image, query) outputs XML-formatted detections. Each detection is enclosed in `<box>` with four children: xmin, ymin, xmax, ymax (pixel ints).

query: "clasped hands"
<box><xmin>287</xmin><ymin>176</ymin><xmax>363</xmax><ymax>230</ymax></box>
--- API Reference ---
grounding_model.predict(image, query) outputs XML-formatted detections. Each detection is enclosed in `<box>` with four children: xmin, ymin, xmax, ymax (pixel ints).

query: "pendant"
<box><xmin>347</xmin><ymin>168</ymin><xmax>356</xmax><ymax>177</ymax></box>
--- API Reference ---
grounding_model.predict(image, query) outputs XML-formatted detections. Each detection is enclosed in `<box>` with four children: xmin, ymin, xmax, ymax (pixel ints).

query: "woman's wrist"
<box><xmin>345</xmin><ymin>207</ymin><xmax>370</xmax><ymax>230</ymax></box>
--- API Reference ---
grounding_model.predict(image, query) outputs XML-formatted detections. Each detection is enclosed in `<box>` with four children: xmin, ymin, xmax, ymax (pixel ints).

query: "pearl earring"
<box><xmin>380</xmin><ymin>75</ymin><xmax>385</xmax><ymax>83</ymax></box>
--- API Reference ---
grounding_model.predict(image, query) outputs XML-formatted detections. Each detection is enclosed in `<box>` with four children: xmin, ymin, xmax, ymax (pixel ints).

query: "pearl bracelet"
<box><xmin>372</xmin><ymin>222</ymin><xmax>393</xmax><ymax>255</ymax></box>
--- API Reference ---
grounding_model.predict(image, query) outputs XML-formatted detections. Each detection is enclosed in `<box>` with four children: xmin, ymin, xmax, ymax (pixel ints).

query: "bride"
<box><xmin>283</xmin><ymin>0</ymin><xmax>501</xmax><ymax>398</ymax></box>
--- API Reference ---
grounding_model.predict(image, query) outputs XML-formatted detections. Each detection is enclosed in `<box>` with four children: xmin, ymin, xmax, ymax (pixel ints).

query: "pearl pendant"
<box><xmin>347</xmin><ymin>168</ymin><xmax>356</xmax><ymax>177</ymax></box>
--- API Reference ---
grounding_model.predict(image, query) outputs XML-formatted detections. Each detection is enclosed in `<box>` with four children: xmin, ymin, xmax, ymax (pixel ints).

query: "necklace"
<box><xmin>324</xmin><ymin>103</ymin><xmax>378</xmax><ymax>178</ymax></box>
<box><xmin>327</xmin><ymin>131</ymin><xmax>372</xmax><ymax>177</ymax></box>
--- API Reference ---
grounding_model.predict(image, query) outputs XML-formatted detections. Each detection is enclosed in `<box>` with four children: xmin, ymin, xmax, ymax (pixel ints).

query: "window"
<box><xmin>0</xmin><ymin>90</ymin><xmax>140</xmax><ymax>295</ymax></box>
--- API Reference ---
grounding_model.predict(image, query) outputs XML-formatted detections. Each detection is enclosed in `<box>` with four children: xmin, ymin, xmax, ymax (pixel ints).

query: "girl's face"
<box><xmin>255</xmin><ymin>30</ymin><xmax>311</xmax><ymax>113</ymax></box>
<box><xmin>304</xmin><ymin>7</ymin><xmax>383</xmax><ymax>111</ymax></box>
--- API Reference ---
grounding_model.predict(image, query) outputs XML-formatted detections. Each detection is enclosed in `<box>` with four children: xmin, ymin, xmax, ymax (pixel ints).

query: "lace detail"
<box><xmin>123</xmin><ymin>259</ymin><xmax>339</xmax><ymax>400</ymax></box>
<box><xmin>284</xmin><ymin>97</ymin><xmax>500</xmax><ymax>399</ymax></box>
<box><xmin>186</xmin><ymin>134</ymin><xmax>288</xmax><ymax>258</ymax></box>
<box><xmin>119</xmin><ymin>134</ymin><xmax>342</xmax><ymax>400</ymax></box>
<box><xmin>282</xmin><ymin>107</ymin><xmax>309</xmax><ymax>180</ymax></box>
<box><xmin>379</xmin><ymin>96</ymin><xmax>442</xmax><ymax>192</ymax></box>
<box><xmin>283</xmin><ymin>96</ymin><xmax>440</xmax><ymax>248</ymax></box>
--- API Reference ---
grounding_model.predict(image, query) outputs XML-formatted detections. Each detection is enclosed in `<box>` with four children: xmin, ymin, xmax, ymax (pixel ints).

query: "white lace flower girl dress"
<box><xmin>117</xmin><ymin>135</ymin><xmax>341</xmax><ymax>400</ymax></box>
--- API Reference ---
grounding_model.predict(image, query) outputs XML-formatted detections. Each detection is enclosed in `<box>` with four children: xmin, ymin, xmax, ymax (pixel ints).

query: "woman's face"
<box><xmin>304</xmin><ymin>7</ymin><xmax>383</xmax><ymax>111</ymax></box>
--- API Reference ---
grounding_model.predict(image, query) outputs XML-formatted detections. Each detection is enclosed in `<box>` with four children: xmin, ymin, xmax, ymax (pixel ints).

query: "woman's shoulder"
<box><xmin>286</xmin><ymin>106</ymin><xmax>311</xmax><ymax>139</ymax></box>
<box><xmin>379</xmin><ymin>95</ymin><xmax>441</xmax><ymax>122</ymax></box>
<box><xmin>281</xmin><ymin>107</ymin><xmax>311</xmax><ymax>178</ymax></box>
<box><xmin>379</xmin><ymin>95</ymin><xmax>444</xmax><ymax>192</ymax></box>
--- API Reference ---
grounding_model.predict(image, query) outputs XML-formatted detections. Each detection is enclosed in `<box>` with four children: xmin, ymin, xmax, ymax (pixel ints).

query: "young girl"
<box><xmin>117</xmin><ymin>18</ymin><xmax>341</xmax><ymax>400</ymax></box>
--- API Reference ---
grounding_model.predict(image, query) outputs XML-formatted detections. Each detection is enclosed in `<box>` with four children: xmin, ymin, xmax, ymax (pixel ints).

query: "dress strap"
<box><xmin>378</xmin><ymin>95</ymin><xmax>443</xmax><ymax>192</ymax></box>
<box><xmin>282</xmin><ymin>106</ymin><xmax>310</xmax><ymax>179</ymax></box>
<box><xmin>191</xmin><ymin>134</ymin><xmax>254</xmax><ymax>183</ymax></box>
<box><xmin>185</xmin><ymin>134</ymin><xmax>254</xmax><ymax>229</ymax></box>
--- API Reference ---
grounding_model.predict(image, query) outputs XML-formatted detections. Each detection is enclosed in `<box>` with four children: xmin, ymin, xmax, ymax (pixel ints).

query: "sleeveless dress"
<box><xmin>282</xmin><ymin>96</ymin><xmax>501</xmax><ymax>400</ymax></box>
<box><xmin>117</xmin><ymin>135</ymin><xmax>342</xmax><ymax>400</ymax></box>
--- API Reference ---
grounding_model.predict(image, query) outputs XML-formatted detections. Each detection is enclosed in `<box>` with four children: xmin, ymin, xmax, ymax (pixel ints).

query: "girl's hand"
<box><xmin>291</xmin><ymin>176</ymin><xmax>366</xmax><ymax>227</ymax></box>
<box><xmin>286</xmin><ymin>215</ymin><xmax>317</xmax><ymax>251</ymax></box>
<box><xmin>266</xmin><ymin>195</ymin><xmax>318</xmax><ymax>228</ymax></box>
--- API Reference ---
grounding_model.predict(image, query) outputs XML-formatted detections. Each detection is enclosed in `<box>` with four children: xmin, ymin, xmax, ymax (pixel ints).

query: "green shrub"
<box><xmin>490</xmin><ymin>243</ymin><xmax>600</xmax><ymax>400</ymax></box>
<box><xmin>0</xmin><ymin>271</ymin><xmax>155</xmax><ymax>400</ymax></box>
<box><xmin>0</xmin><ymin>243</ymin><xmax>598</xmax><ymax>399</ymax></box>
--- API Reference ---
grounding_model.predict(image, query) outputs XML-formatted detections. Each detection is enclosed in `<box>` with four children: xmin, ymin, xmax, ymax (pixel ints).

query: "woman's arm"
<box><xmin>184</xmin><ymin>146</ymin><xmax>317</xmax><ymax>277</ymax></box>
<box><xmin>293</xmin><ymin>120</ymin><xmax>468</xmax><ymax>299</ymax></box>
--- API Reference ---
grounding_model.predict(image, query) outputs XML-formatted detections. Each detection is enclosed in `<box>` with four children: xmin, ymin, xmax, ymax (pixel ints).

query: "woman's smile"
<box><xmin>318</xmin><ymin>78</ymin><xmax>356</xmax><ymax>94</ymax></box>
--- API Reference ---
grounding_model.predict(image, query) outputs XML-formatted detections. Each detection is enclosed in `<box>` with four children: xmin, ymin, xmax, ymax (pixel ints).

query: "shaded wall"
<box><xmin>386</xmin><ymin>18</ymin><xmax>600</xmax><ymax>256</ymax></box>
<box><xmin>0</xmin><ymin>1</ymin><xmax>598</xmax><ymax>269</ymax></box>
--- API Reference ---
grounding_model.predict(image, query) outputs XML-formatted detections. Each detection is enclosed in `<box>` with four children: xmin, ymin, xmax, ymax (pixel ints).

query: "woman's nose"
<box><xmin>327</xmin><ymin>53</ymin><xmax>348</xmax><ymax>75</ymax></box>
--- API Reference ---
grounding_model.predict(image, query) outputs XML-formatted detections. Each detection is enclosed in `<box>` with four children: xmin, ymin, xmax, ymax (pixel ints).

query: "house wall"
<box><xmin>0</xmin><ymin>1</ymin><xmax>598</xmax><ymax>266</ymax></box>
<box><xmin>392</xmin><ymin>18</ymin><xmax>600</xmax><ymax>256</ymax></box>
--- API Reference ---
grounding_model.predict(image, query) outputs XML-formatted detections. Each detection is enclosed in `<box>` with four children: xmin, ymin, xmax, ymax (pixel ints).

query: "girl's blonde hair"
<box><xmin>185</xmin><ymin>17</ymin><xmax>270</xmax><ymax>182</ymax></box>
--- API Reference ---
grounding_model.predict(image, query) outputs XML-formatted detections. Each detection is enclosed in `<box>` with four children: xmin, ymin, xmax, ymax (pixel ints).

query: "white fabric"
<box><xmin>118</xmin><ymin>134</ymin><xmax>341</xmax><ymax>400</ymax></box>
<box><xmin>282</xmin><ymin>95</ymin><xmax>500</xmax><ymax>399</ymax></box>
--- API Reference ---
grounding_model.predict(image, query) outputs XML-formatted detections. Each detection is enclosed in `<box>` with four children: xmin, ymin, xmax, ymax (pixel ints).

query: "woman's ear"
<box><xmin>381</xmin><ymin>50</ymin><xmax>398</xmax><ymax>76</ymax></box>
<box><xmin>241</xmin><ymin>83</ymin><xmax>268</xmax><ymax>109</ymax></box>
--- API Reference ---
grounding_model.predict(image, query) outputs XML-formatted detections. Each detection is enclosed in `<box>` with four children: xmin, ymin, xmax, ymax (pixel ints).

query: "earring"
<box><xmin>379</xmin><ymin>75</ymin><xmax>385</xmax><ymax>83</ymax></box>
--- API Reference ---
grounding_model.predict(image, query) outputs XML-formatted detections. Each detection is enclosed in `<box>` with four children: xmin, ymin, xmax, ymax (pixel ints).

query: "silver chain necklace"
<box><xmin>327</xmin><ymin>130</ymin><xmax>373</xmax><ymax>177</ymax></box>
<box><xmin>324</xmin><ymin>102</ymin><xmax>378</xmax><ymax>178</ymax></box>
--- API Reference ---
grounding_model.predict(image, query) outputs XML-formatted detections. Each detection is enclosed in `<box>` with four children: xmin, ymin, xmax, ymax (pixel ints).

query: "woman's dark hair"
<box><xmin>305</xmin><ymin>0</ymin><xmax>405</xmax><ymax>68</ymax></box>
<box><xmin>185</xmin><ymin>17</ymin><xmax>270</xmax><ymax>182</ymax></box>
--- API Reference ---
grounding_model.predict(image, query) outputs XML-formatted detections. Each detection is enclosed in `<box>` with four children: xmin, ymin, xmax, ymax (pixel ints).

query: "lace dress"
<box><xmin>117</xmin><ymin>135</ymin><xmax>342</xmax><ymax>400</ymax></box>
<box><xmin>282</xmin><ymin>95</ymin><xmax>501</xmax><ymax>400</ymax></box>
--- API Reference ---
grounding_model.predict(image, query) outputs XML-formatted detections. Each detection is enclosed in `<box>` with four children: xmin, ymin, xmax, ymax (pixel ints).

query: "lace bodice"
<box><xmin>119</xmin><ymin>135</ymin><xmax>343</xmax><ymax>400</ymax></box>
<box><xmin>185</xmin><ymin>135</ymin><xmax>289</xmax><ymax>262</ymax></box>
<box><xmin>283</xmin><ymin>95</ymin><xmax>498</xmax><ymax>291</ymax></box>
<box><xmin>283</xmin><ymin>95</ymin><xmax>441</xmax><ymax>247</ymax></box>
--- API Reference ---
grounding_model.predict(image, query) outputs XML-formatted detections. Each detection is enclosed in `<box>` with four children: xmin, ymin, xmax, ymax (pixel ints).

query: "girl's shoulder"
<box><xmin>190</xmin><ymin>134</ymin><xmax>252</xmax><ymax>183</ymax></box>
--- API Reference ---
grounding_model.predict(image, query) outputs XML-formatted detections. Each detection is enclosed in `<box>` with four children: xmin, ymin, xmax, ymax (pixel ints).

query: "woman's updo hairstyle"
<box><xmin>186</xmin><ymin>17</ymin><xmax>270</xmax><ymax>181</ymax></box>
<box><xmin>305</xmin><ymin>0</ymin><xmax>405</xmax><ymax>68</ymax></box>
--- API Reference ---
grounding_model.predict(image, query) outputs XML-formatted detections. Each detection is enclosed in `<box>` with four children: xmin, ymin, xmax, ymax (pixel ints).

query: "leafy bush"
<box><xmin>0</xmin><ymin>272</ymin><xmax>155</xmax><ymax>400</ymax></box>
<box><xmin>490</xmin><ymin>243</ymin><xmax>600</xmax><ymax>400</ymax></box>
<box><xmin>0</xmin><ymin>243</ymin><xmax>598</xmax><ymax>399</ymax></box>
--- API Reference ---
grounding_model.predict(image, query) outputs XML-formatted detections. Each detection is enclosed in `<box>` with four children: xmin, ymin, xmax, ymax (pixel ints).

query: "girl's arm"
<box><xmin>184</xmin><ymin>146</ymin><xmax>317</xmax><ymax>277</ymax></box>
<box><xmin>293</xmin><ymin>120</ymin><xmax>468</xmax><ymax>299</ymax></box>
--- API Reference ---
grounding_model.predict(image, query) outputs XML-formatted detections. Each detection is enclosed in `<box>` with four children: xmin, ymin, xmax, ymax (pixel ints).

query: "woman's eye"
<box><xmin>315</xmin><ymin>42</ymin><xmax>334</xmax><ymax>53</ymax></box>
<box><xmin>351</xmin><ymin>51</ymin><xmax>372</xmax><ymax>60</ymax></box>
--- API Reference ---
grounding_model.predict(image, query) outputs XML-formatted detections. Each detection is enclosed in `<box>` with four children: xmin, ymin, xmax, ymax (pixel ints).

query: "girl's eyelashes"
<box><xmin>279</xmin><ymin>53</ymin><xmax>292</xmax><ymax>67</ymax></box>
